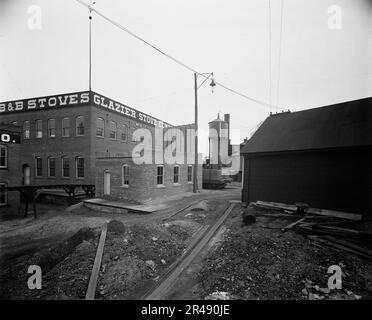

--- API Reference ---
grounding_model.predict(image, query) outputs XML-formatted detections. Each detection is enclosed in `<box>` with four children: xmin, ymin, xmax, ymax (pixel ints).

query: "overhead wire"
<box><xmin>74</xmin><ymin>0</ymin><xmax>273</xmax><ymax>110</ymax></box>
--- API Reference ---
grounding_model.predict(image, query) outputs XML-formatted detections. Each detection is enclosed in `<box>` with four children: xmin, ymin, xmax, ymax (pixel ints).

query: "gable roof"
<box><xmin>241</xmin><ymin>97</ymin><xmax>372</xmax><ymax>154</ymax></box>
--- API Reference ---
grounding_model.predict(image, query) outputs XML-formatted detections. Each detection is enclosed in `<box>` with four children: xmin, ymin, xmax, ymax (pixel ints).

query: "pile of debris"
<box><xmin>300</xmin><ymin>278</ymin><xmax>362</xmax><ymax>300</ymax></box>
<box><xmin>252</xmin><ymin>201</ymin><xmax>372</xmax><ymax>264</ymax></box>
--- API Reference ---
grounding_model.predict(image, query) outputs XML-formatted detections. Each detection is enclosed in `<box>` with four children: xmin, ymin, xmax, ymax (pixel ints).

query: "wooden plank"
<box><xmin>307</xmin><ymin>235</ymin><xmax>372</xmax><ymax>262</ymax></box>
<box><xmin>281</xmin><ymin>217</ymin><xmax>306</xmax><ymax>232</ymax></box>
<box><xmin>255</xmin><ymin>201</ymin><xmax>362</xmax><ymax>221</ymax></box>
<box><xmin>255</xmin><ymin>201</ymin><xmax>297</xmax><ymax>212</ymax></box>
<box><xmin>307</xmin><ymin>208</ymin><xmax>362</xmax><ymax>221</ymax></box>
<box><xmin>85</xmin><ymin>221</ymin><xmax>108</xmax><ymax>300</ymax></box>
<box><xmin>323</xmin><ymin>236</ymin><xmax>372</xmax><ymax>257</ymax></box>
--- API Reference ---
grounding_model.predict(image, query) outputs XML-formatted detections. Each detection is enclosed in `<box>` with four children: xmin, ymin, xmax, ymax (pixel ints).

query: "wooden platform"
<box><xmin>83</xmin><ymin>198</ymin><xmax>166</xmax><ymax>214</ymax></box>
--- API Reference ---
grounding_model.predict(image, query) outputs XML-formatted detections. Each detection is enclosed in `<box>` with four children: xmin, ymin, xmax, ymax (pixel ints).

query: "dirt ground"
<box><xmin>192</xmin><ymin>204</ymin><xmax>372</xmax><ymax>300</ymax></box>
<box><xmin>0</xmin><ymin>188</ymin><xmax>239</xmax><ymax>299</ymax></box>
<box><xmin>3</xmin><ymin>186</ymin><xmax>369</xmax><ymax>300</ymax></box>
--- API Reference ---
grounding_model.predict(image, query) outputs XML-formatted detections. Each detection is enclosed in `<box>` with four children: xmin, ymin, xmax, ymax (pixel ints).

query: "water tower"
<box><xmin>208</xmin><ymin>113</ymin><xmax>229</xmax><ymax>168</ymax></box>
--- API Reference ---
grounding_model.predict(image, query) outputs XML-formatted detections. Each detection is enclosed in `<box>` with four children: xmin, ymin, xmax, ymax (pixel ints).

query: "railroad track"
<box><xmin>143</xmin><ymin>201</ymin><xmax>238</xmax><ymax>300</ymax></box>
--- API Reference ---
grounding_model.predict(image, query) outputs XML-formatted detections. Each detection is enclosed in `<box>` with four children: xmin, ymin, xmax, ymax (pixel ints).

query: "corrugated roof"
<box><xmin>241</xmin><ymin>97</ymin><xmax>372</xmax><ymax>154</ymax></box>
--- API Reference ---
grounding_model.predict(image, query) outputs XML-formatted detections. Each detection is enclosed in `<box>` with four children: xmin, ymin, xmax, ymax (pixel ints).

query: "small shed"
<box><xmin>241</xmin><ymin>97</ymin><xmax>372</xmax><ymax>218</ymax></box>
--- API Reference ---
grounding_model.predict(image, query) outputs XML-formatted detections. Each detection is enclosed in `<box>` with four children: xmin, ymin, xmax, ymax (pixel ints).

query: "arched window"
<box><xmin>109</xmin><ymin>121</ymin><xmax>117</xmax><ymax>139</ymax></box>
<box><xmin>96</xmin><ymin>117</ymin><xmax>105</xmax><ymax>137</ymax></box>
<box><xmin>23</xmin><ymin>121</ymin><xmax>30</xmax><ymax>139</ymax></box>
<box><xmin>35</xmin><ymin>119</ymin><xmax>42</xmax><ymax>138</ymax></box>
<box><xmin>187</xmin><ymin>165</ymin><xmax>193</xmax><ymax>182</ymax></box>
<box><xmin>157</xmin><ymin>165</ymin><xmax>164</xmax><ymax>185</ymax></box>
<box><xmin>62</xmin><ymin>157</ymin><xmax>70</xmax><ymax>178</ymax></box>
<box><xmin>0</xmin><ymin>145</ymin><xmax>7</xmax><ymax>168</ymax></box>
<box><xmin>62</xmin><ymin>118</ymin><xmax>70</xmax><ymax>137</ymax></box>
<box><xmin>174</xmin><ymin>166</ymin><xmax>180</xmax><ymax>184</ymax></box>
<box><xmin>76</xmin><ymin>116</ymin><xmax>85</xmax><ymax>136</ymax></box>
<box><xmin>35</xmin><ymin>157</ymin><xmax>42</xmax><ymax>177</ymax></box>
<box><xmin>48</xmin><ymin>157</ymin><xmax>56</xmax><ymax>177</ymax></box>
<box><xmin>122</xmin><ymin>165</ymin><xmax>129</xmax><ymax>186</ymax></box>
<box><xmin>0</xmin><ymin>182</ymin><xmax>7</xmax><ymax>207</ymax></box>
<box><xmin>76</xmin><ymin>157</ymin><xmax>84</xmax><ymax>178</ymax></box>
<box><xmin>48</xmin><ymin>119</ymin><xmax>56</xmax><ymax>138</ymax></box>
<box><xmin>121</xmin><ymin>124</ymin><xmax>128</xmax><ymax>142</ymax></box>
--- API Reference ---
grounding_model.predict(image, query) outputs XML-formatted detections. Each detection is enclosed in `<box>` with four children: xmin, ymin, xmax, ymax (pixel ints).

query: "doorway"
<box><xmin>23</xmin><ymin>164</ymin><xmax>30</xmax><ymax>185</ymax></box>
<box><xmin>104</xmin><ymin>170</ymin><xmax>111</xmax><ymax>195</ymax></box>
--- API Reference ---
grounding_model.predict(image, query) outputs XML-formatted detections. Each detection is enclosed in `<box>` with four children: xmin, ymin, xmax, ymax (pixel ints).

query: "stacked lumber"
<box><xmin>252</xmin><ymin>200</ymin><xmax>371</xmax><ymax>263</ymax></box>
<box><xmin>253</xmin><ymin>201</ymin><xmax>362</xmax><ymax>221</ymax></box>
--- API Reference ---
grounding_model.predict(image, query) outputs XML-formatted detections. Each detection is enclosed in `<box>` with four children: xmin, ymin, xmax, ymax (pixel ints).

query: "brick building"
<box><xmin>0</xmin><ymin>91</ymin><xmax>200</xmax><ymax>204</ymax></box>
<box><xmin>94</xmin><ymin>123</ymin><xmax>203</xmax><ymax>203</ymax></box>
<box><xmin>0</xmin><ymin>123</ymin><xmax>22</xmax><ymax>214</ymax></box>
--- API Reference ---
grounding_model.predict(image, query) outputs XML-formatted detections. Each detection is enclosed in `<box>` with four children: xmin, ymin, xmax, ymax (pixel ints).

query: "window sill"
<box><xmin>156</xmin><ymin>184</ymin><xmax>166</xmax><ymax>188</ymax></box>
<box><xmin>173</xmin><ymin>183</ymin><xmax>181</xmax><ymax>186</ymax></box>
<box><xmin>121</xmin><ymin>185</ymin><xmax>129</xmax><ymax>188</ymax></box>
<box><xmin>96</xmin><ymin>136</ymin><xmax>104</xmax><ymax>139</ymax></box>
<box><xmin>187</xmin><ymin>181</ymin><xmax>193</xmax><ymax>184</ymax></box>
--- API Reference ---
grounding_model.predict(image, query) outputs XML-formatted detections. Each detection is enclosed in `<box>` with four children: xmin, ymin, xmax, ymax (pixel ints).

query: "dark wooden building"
<box><xmin>241</xmin><ymin>97</ymin><xmax>372</xmax><ymax>219</ymax></box>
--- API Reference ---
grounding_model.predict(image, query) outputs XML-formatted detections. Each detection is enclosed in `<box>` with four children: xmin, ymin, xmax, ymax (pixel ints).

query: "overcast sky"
<box><xmin>0</xmin><ymin>0</ymin><xmax>371</xmax><ymax>155</ymax></box>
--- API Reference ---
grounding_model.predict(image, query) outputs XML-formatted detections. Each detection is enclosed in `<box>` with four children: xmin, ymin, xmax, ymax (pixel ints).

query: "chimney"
<box><xmin>224</xmin><ymin>114</ymin><xmax>230</xmax><ymax>143</ymax></box>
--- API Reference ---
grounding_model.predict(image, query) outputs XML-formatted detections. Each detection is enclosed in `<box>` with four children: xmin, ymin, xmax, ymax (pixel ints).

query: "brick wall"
<box><xmin>0</xmin><ymin>105</ymin><xmax>93</xmax><ymax>185</ymax></box>
<box><xmin>0</xmin><ymin>124</ymin><xmax>21</xmax><ymax>214</ymax></box>
<box><xmin>95</xmin><ymin>157</ymin><xmax>202</xmax><ymax>203</ymax></box>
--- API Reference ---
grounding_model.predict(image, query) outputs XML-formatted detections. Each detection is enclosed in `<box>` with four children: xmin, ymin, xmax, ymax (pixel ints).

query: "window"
<box><xmin>96</xmin><ymin>117</ymin><xmax>105</xmax><ymax>137</ymax></box>
<box><xmin>62</xmin><ymin>118</ymin><xmax>70</xmax><ymax>137</ymax></box>
<box><xmin>76</xmin><ymin>116</ymin><xmax>85</xmax><ymax>136</ymax></box>
<box><xmin>0</xmin><ymin>183</ymin><xmax>7</xmax><ymax>206</ymax></box>
<box><xmin>174</xmin><ymin>166</ymin><xmax>180</xmax><ymax>184</ymax></box>
<box><xmin>121</xmin><ymin>125</ymin><xmax>128</xmax><ymax>142</ymax></box>
<box><xmin>48</xmin><ymin>119</ymin><xmax>56</xmax><ymax>138</ymax></box>
<box><xmin>35</xmin><ymin>119</ymin><xmax>42</xmax><ymax>138</ymax></box>
<box><xmin>35</xmin><ymin>157</ymin><xmax>42</xmax><ymax>177</ymax></box>
<box><xmin>122</xmin><ymin>165</ymin><xmax>129</xmax><ymax>186</ymax></box>
<box><xmin>48</xmin><ymin>157</ymin><xmax>56</xmax><ymax>177</ymax></box>
<box><xmin>76</xmin><ymin>157</ymin><xmax>84</xmax><ymax>178</ymax></box>
<box><xmin>131</xmin><ymin>129</ymin><xmax>136</xmax><ymax>142</ymax></box>
<box><xmin>109</xmin><ymin>121</ymin><xmax>117</xmax><ymax>139</ymax></box>
<box><xmin>0</xmin><ymin>145</ymin><xmax>7</xmax><ymax>168</ymax></box>
<box><xmin>62</xmin><ymin>157</ymin><xmax>70</xmax><ymax>178</ymax></box>
<box><xmin>187</xmin><ymin>165</ymin><xmax>193</xmax><ymax>182</ymax></box>
<box><xmin>23</xmin><ymin>121</ymin><xmax>30</xmax><ymax>139</ymax></box>
<box><xmin>157</xmin><ymin>165</ymin><xmax>164</xmax><ymax>185</ymax></box>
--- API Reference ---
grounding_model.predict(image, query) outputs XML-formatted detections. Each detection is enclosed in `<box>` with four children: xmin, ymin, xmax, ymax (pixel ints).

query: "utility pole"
<box><xmin>88</xmin><ymin>1</ymin><xmax>96</xmax><ymax>91</ymax></box>
<box><xmin>193</xmin><ymin>73</ymin><xmax>198</xmax><ymax>193</ymax></box>
<box><xmin>88</xmin><ymin>8</ymin><xmax>92</xmax><ymax>91</ymax></box>
<box><xmin>193</xmin><ymin>72</ymin><xmax>215</xmax><ymax>193</ymax></box>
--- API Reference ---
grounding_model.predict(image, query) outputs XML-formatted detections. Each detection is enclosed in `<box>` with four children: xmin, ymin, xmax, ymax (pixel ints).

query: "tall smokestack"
<box><xmin>224</xmin><ymin>114</ymin><xmax>230</xmax><ymax>144</ymax></box>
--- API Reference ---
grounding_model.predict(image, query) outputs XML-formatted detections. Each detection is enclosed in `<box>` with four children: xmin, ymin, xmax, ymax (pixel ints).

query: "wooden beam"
<box><xmin>255</xmin><ymin>201</ymin><xmax>362</xmax><ymax>221</ymax></box>
<box><xmin>307</xmin><ymin>208</ymin><xmax>362</xmax><ymax>221</ymax></box>
<box><xmin>281</xmin><ymin>217</ymin><xmax>306</xmax><ymax>232</ymax></box>
<box><xmin>85</xmin><ymin>221</ymin><xmax>108</xmax><ymax>300</ymax></box>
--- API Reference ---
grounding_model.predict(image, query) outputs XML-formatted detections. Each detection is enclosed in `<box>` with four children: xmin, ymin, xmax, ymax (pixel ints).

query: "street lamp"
<box><xmin>193</xmin><ymin>72</ymin><xmax>216</xmax><ymax>193</ymax></box>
